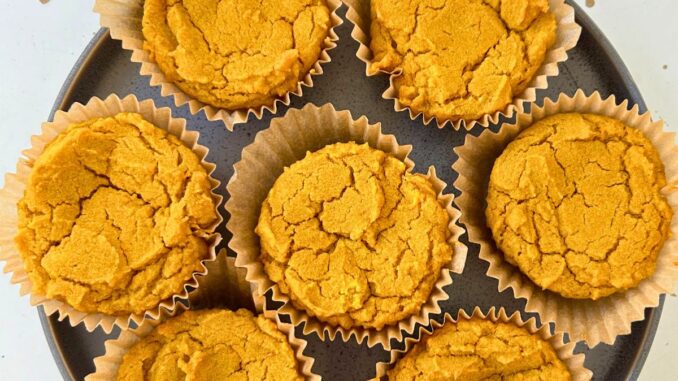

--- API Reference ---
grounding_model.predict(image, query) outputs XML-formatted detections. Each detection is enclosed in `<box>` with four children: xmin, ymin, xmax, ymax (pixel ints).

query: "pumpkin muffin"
<box><xmin>486</xmin><ymin>113</ymin><xmax>672</xmax><ymax>300</ymax></box>
<box><xmin>142</xmin><ymin>0</ymin><xmax>331</xmax><ymax>110</ymax></box>
<box><xmin>116</xmin><ymin>309</ymin><xmax>303</xmax><ymax>381</ymax></box>
<box><xmin>369</xmin><ymin>0</ymin><xmax>557</xmax><ymax>122</ymax></box>
<box><xmin>256</xmin><ymin>142</ymin><xmax>453</xmax><ymax>330</ymax></box>
<box><xmin>15</xmin><ymin>113</ymin><xmax>218</xmax><ymax>315</ymax></box>
<box><xmin>387</xmin><ymin>318</ymin><xmax>571</xmax><ymax>380</ymax></box>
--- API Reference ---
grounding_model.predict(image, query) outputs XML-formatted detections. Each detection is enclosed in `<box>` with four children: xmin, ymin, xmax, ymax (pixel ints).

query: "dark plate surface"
<box><xmin>39</xmin><ymin>2</ymin><xmax>663</xmax><ymax>380</ymax></box>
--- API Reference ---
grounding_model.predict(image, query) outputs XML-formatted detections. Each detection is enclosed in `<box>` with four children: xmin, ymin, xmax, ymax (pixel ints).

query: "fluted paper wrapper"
<box><xmin>344</xmin><ymin>0</ymin><xmax>581</xmax><ymax>130</ymax></box>
<box><xmin>85</xmin><ymin>260</ymin><xmax>319</xmax><ymax>381</ymax></box>
<box><xmin>93</xmin><ymin>0</ymin><xmax>343</xmax><ymax>131</ymax></box>
<box><xmin>373</xmin><ymin>307</ymin><xmax>592</xmax><ymax>380</ymax></box>
<box><xmin>453</xmin><ymin>90</ymin><xmax>678</xmax><ymax>346</ymax></box>
<box><xmin>225</xmin><ymin>103</ymin><xmax>467</xmax><ymax>349</ymax></box>
<box><xmin>0</xmin><ymin>94</ymin><xmax>223</xmax><ymax>333</ymax></box>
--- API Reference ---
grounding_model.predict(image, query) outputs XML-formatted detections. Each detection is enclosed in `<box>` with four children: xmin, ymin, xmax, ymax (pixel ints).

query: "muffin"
<box><xmin>116</xmin><ymin>309</ymin><xmax>303</xmax><ymax>381</ymax></box>
<box><xmin>387</xmin><ymin>318</ymin><xmax>571</xmax><ymax>380</ymax></box>
<box><xmin>255</xmin><ymin>142</ymin><xmax>453</xmax><ymax>330</ymax></box>
<box><xmin>15</xmin><ymin>112</ymin><xmax>218</xmax><ymax>316</ymax></box>
<box><xmin>369</xmin><ymin>0</ymin><xmax>557</xmax><ymax>122</ymax></box>
<box><xmin>142</xmin><ymin>0</ymin><xmax>332</xmax><ymax>111</ymax></box>
<box><xmin>486</xmin><ymin>113</ymin><xmax>672</xmax><ymax>300</ymax></box>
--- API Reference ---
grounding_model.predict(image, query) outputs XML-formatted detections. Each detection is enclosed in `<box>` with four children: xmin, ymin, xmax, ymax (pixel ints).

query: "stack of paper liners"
<box><xmin>454</xmin><ymin>90</ymin><xmax>678</xmax><ymax>346</ymax></box>
<box><xmin>225</xmin><ymin>103</ymin><xmax>468</xmax><ymax>349</ymax></box>
<box><xmin>0</xmin><ymin>94</ymin><xmax>223</xmax><ymax>333</ymax></box>
<box><xmin>93</xmin><ymin>0</ymin><xmax>344</xmax><ymax>131</ymax></box>
<box><xmin>343</xmin><ymin>0</ymin><xmax>582</xmax><ymax>130</ymax></box>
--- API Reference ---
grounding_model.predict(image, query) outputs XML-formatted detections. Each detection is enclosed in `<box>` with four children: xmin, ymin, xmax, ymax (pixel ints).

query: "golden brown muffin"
<box><xmin>15</xmin><ymin>113</ymin><xmax>218</xmax><ymax>315</ymax></box>
<box><xmin>387</xmin><ymin>318</ymin><xmax>571</xmax><ymax>381</ymax></box>
<box><xmin>116</xmin><ymin>309</ymin><xmax>303</xmax><ymax>381</ymax></box>
<box><xmin>256</xmin><ymin>142</ymin><xmax>453</xmax><ymax>330</ymax></box>
<box><xmin>487</xmin><ymin>113</ymin><xmax>672</xmax><ymax>300</ymax></box>
<box><xmin>142</xmin><ymin>0</ymin><xmax>331</xmax><ymax>110</ymax></box>
<box><xmin>369</xmin><ymin>0</ymin><xmax>557</xmax><ymax>122</ymax></box>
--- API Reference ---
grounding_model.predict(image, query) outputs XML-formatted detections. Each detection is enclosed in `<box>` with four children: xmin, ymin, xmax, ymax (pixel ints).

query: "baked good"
<box><xmin>387</xmin><ymin>318</ymin><xmax>571</xmax><ymax>380</ymax></box>
<box><xmin>116</xmin><ymin>309</ymin><xmax>303</xmax><ymax>381</ymax></box>
<box><xmin>15</xmin><ymin>113</ymin><xmax>218</xmax><ymax>315</ymax></box>
<box><xmin>369</xmin><ymin>0</ymin><xmax>557</xmax><ymax>121</ymax></box>
<box><xmin>142</xmin><ymin>0</ymin><xmax>331</xmax><ymax>110</ymax></box>
<box><xmin>486</xmin><ymin>113</ymin><xmax>672</xmax><ymax>299</ymax></box>
<box><xmin>256</xmin><ymin>142</ymin><xmax>453</xmax><ymax>330</ymax></box>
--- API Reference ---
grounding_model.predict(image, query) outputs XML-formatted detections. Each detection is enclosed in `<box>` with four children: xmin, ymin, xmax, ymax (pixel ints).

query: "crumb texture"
<box><xmin>369</xmin><ymin>0</ymin><xmax>557</xmax><ymax>122</ymax></box>
<box><xmin>486</xmin><ymin>113</ymin><xmax>672</xmax><ymax>299</ymax></box>
<box><xmin>15</xmin><ymin>113</ymin><xmax>218</xmax><ymax>315</ymax></box>
<box><xmin>256</xmin><ymin>142</ymin><xmax>453</xmax><ymax>330</ymax></box>
<box><xmin>116</xmin><ymin>309</ymin><xmax>303</xmax><ymax>381</ymax></box>
<box><xmin>388</xmin><ymin>318</ymin><xmax>572</xmax><ymax>381</ymax></box>
<box><xmin>142</xmin><ymin>0</ymin><xmax>331</xmax><ymax>110</ymax></box>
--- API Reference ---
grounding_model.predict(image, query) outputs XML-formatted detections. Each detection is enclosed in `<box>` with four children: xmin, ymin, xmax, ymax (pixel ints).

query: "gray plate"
<box><xmin>38</xmin><ymin>2</ymin><xmax>663</xmax><ymax>380</ymax></box>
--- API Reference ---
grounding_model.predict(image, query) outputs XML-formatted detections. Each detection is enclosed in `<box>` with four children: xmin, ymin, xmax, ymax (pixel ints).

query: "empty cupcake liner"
<box><xmin>0</xmin><ymin>94</ymin><xmax>223</xmax><ymax>333</ymax></box>
<box><xmin>344</xmin><ymin>0</ymin><xmax>581</xmax><ymax>130</ymax></box>
<box><xmin>373</xmin><ymin>306</ymin><xmax>592</xmax><ymax>380</ymax></box>
<box><xmin>225</xmin><ymin>102</ymin><xmax>467</xmax><ymax>349</ymax></box>
<box><xmin>93</xmin><ymin>0</ymin><xmax>343</xmax><ymax>131</ymax></box>
<box><xmin>453</xmin><ymin>90</ymin><xmax>678</xmax><ymax>346</ymax></box>
<box><xmin>85</xmin><ymin>258</ymin><xmax>319</xmax><ymax>381</ymax></box>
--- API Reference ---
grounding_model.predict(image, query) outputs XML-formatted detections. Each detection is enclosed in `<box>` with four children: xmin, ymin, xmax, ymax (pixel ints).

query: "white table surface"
<box><xmin>0</xmin><ymin>1</ymin><xmax>676</xmax><ymax>380</ymax></box>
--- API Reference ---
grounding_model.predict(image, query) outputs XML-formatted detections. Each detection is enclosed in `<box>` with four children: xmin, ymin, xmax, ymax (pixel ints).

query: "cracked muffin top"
<box><xmin>369</xmin><ymin>0</ymin><xmax>557</xmax><ymax>122</ymax></box>
<box><xmin>256</xmin><ymin>142</ymin><xmax>454</xmax><ymax>330</ymax></box>
<box><xmin>15</xmin><ymin>113</ymin><xmax>218</xmax><ymax>315</ymax></box>
<box><xmin>142</xmin><ymin>0</ymin><xmax>331</xmax><ymax>111</ymax></box>
<box><xmin>486</xmin><ymin>113</ymin><xmax>672</xmax><ymax>300</ymax></box>
<box><xmin>387</xmin><ymin>318</ymin><xmax>571</xmax><ymax>381</ymax></box>
<box><xmin>116</xmin><ymin>309</ymin><xmax>303</xmax><ymax>381</ymax></box>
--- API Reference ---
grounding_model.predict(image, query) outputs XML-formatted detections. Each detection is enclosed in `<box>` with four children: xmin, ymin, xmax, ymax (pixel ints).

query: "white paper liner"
<box><xmin>0</xmin><ymin>94</ymin><xmax>223</xmax><ymax>333</ymax></box>
<box><xmin>453</xmin><ymin>90</ymin><xmax>678</xmax><ymax>346</ymax></box>
<box><xmin>344</xmin><ymin>0</ymin><xmax>582</xmax><ymax>130</ymax></box>
<box><xmin>225</xmin><ymin>102</ymin><xmax>467</xmax><ymax>349</ymax></box>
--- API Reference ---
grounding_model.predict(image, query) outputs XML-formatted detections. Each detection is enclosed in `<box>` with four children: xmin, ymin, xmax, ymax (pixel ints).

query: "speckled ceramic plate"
<box><xmin>38</xmin><ymin>2</ymin><xmax>663</xmax><ymax>380</ymax></box>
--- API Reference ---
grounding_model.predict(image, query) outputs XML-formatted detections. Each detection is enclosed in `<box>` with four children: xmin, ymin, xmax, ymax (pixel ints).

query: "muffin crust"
<box><xmin>487</xmin><ymin>113</ymin><xmax>672</xmax><ymax>299</ymax></box>
<box><xmin>142</xmin><ymin>0</ymin><xmax>331</xmax><ymax>110</ymax></box>
<box><xmin>388</xmin><ymin>318</ymin><xmax>571</xmax><ymax>380</ymax></box>
<box><xmin>256</xmin><ymin>142</ymin><xmax>453</xmax><ymax>330</ymax></box>
<box><xmin>15</xmin><ymin>113</ymin><xmax>218</xmax><ymax>315</ymax></box>
<box><xmin>369</xmin><ymin>0</ymin><xmax>557</xmax><ymax>122</ymax></box>
<box><xmin>116</xmin><ymin>309</ymin><xmax>303</xmax><ymax>381</ymax></box>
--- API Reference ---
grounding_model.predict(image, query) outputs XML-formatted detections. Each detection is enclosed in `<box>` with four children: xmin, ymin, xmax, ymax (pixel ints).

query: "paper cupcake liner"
<box><xmin>0</xmin><ymin>94</ymin><xmax>223</xmax><ymax>333</ymax></box>
<box><xmin>189</xmin><ymin>249</ymin><xmax>256</xmax><ymax>312</ymax></box>
<box><xmin>93</xmin><ymin>0</ymin><xmax>343</xmax><ymax>131</ymax></box>
<box><xmin>85</xmin><ymin>286</ymin><xmax>319</xmax><ymax>381</ymax></box>
<box><xmin>453</xmin><ymin>90</ymin><xmax>678</xmax><ymax>347</ymax></box>
<box><xmin>225</xmin><ymin>102</ymin><xmax>467</xmax><ymax>349</ymax></box>
<box><xmin>344</xmin><ymin>0</ymin><xmax>582</xmax><ymax>130</ymax></box>
<box><xmin>373</xmin><ymin>306</ymin><xmax>592</xmax><ymax>380</ymax></box>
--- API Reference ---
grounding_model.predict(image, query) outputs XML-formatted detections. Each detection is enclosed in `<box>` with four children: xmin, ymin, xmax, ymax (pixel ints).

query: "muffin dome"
<box><xmin>388</xmin><ymin>318</ymin><xmax>571</xmax><ymax>380</ymax></box>
<box><xmin>256</xmin><ymin>142</ymin><xmax>453</xmax><ymax>329</ymax></box>
<box><xmin>15</xmin><ymin>113</ymin><xmax>218</xmax><ymax>315</ymax></box>
<box><xmin>142</xmin><ymin>0</ymin><xmax>331</xmax><ymax>110</ymax></box>
<box><xmin>486</xmin><ymin>113</ymin><xmax>672</xmax><ymax>299</ymax></box>
<box><xmin>369</xmin><ymin>0</ymin><xmax>557</xmax><ymax>122</ymax></box>
<box><xmin>116</xmin><ymin>309</ymin><xmax>303</xmax><ymax>381</ymax></box>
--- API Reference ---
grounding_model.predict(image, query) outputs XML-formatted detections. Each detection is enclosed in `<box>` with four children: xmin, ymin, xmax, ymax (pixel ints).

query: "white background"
<box><xmin>0</xmin><ymin>1</ymin><xmax>676</xmax><ymax>380</ymax></box>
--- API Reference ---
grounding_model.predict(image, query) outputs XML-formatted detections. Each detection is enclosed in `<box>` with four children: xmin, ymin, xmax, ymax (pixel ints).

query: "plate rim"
<box><xmin>36</xmin><ymin>1</ymin><xmax>663</xmax><ymax>380</ymax></box>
